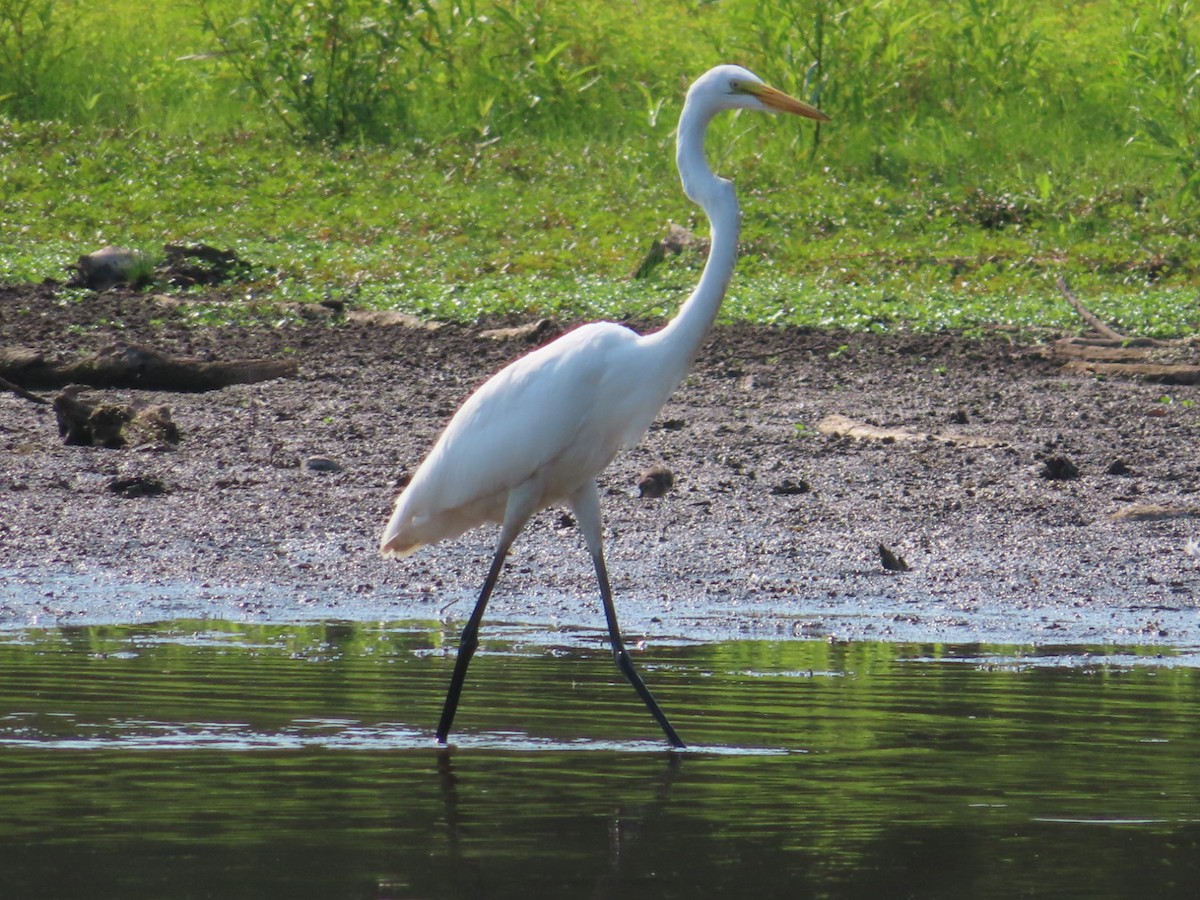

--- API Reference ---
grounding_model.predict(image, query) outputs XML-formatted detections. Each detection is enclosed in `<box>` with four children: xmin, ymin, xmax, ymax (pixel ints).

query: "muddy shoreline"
<box><xmin>3</xmin><ymin>285</ymin><xmax>1199</xmax><ymax>647</ymax></box>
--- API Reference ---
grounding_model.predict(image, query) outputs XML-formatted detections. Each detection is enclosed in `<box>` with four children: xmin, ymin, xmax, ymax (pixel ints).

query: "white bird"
<box><xmin>381</xmin><ymin>65</ymin><xmax>828</xmax><ymax>748</ymax></box>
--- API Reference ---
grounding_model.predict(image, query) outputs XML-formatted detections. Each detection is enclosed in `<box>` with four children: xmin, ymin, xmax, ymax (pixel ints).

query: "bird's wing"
<box><xmin>382</xmin><ymin>322</ymin><xmax>646</xmax><ymax>555</ymax></box>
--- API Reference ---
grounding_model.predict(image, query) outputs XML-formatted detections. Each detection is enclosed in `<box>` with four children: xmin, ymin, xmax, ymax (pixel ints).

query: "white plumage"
<box><xmin>381</xmin><ymin>322</ymin><xmax>675</xmax><ymax>557</ymax></box>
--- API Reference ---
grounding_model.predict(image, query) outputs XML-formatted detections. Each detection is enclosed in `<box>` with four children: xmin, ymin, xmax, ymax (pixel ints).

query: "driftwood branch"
<box><xmin>1040</xmin><ymin>276</ymin><xmax>1200</xmax><ymax>383</ymax></box>
<box><xmin>1110</xmin><ymin>502</ymin><xmax>1200</xmax><ymax>522</ymax></box>
<box><xmin>1057</xmin><ymin>276</ymin><xmax>1127</xmax><ymax>341</ymax></box>
<box><xmin>0</xmin><ymin>342</ymin><xmax>297</xmax><ymax>392</ymax></box>
<box><xmin>816</xmin><ymin>414</ymin><xmax>1003</xmax><ymax>448</ymax></box>
<box><xmin>1059</xmin><ymin>360</ymin><xmax>1200</xmax><ymax>384</ymax></box>
<box><xmin>0</xmin><ymin>373</ymin><xmax>50</xmax><ymax>405</ymax></box>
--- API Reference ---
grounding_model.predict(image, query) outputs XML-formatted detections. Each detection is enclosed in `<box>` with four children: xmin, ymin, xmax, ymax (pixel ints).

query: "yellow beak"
<box><xmin>743</xmin><ymin>81</ymin><xmax>829</xmax><ymax>122</ymax></box>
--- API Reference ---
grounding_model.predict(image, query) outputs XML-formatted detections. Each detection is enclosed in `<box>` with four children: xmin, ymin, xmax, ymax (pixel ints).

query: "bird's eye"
<box><xmin>729</xmin><ymin>79</ymin><xmax>742</xmax><ymax>93</ymax></box>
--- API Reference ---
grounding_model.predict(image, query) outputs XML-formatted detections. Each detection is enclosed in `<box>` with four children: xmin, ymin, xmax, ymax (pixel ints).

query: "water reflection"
<box><xmin>1</xmin><ymin>622</ymin><xmax>1198</xmax><ymax>898</ymax></box>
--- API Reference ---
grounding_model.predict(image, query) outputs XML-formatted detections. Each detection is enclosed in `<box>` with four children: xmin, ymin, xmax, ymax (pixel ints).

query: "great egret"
<box><xmin>381</xmin><ymin>65</ymin><xmax>827</xmax><ymax>748</ymax></box>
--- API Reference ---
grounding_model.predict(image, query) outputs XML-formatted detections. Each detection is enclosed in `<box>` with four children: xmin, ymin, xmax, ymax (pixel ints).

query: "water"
<box><xmin>2</xmin><ymin>622</ymin><xmax>1199</xmax><ymax>899</ymax></box>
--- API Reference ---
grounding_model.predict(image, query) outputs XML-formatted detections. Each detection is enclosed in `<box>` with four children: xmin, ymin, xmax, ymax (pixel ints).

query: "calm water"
<box><xmin>2</xmin><ymin>621</ymin><xmax>1199</xmax><ymax>899</ymax></box>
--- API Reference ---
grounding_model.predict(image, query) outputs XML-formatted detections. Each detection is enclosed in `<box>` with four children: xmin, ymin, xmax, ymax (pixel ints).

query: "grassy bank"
<box><xmin>1</xmin><ymin>1</ymin><xmax>1198</xmax><ymax>334</ymax></box>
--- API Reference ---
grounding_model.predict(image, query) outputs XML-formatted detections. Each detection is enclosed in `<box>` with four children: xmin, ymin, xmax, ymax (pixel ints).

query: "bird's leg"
<box><xmin>571</xmin><ymin>482</ymin><xmax>686</xmax><ymax>749</ymax></box>
<box><xmin>436</xmin><ymin>485</ymin><xmax>539</xmax><ymax>745</ymax></box>
<box><xmin>591</xmin><ymin>549</ymin><xmax>686</xmax><ymax>749</ymax></box>
<box><xmin>436</xmin><ymin>542</ymin><xmax>508</xmax><ymax>744</ymax></box>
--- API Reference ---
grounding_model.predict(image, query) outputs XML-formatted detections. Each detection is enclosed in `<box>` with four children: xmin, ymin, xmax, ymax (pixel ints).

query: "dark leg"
<box><xmin>569</xmin><ymin>480</ymin><xmax>685</xmax><ymax>749</ymax></box>
<box><xmin>436</xmin><ymin>545</ymin><xmax>508</xmax><ymax>744</ymax></box>
<box><xmin>591</xmin><ymin>549</ymin><xmax>686</xmax><ymax>749</ymax></box>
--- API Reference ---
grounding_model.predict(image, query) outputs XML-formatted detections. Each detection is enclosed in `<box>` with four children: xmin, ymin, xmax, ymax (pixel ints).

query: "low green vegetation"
<box><xmin>1</xmin><ymin>0</ymin><xmax>1198</xmax><ymax>335</ymax></box>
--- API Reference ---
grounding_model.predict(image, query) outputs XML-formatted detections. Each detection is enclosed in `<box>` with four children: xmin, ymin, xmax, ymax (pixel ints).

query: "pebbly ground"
<box><xmin>2</xmin><ymin>283</ymin><xmax>1199</xmax><ymax>649</ymax></box>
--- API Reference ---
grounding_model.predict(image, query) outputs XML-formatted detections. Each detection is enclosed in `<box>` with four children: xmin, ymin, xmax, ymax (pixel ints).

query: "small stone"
<box><xmin>107</xmin><ymin>475</ymin><xmax>167</xmax><ymax>497</ymax></box>
<box><xmin>73</xmin><ymin>246</ymin><xmax>148</xmax><ymax>291</ymax></box>
<box><xmin>770</xmin><ymin>477</ymin><xmax>811</xmax><ymax>496</ymax></box>
<box><xmin>637</xmin><ymin>465</ymin><xmax>675</xmax><ymax>498</ymax></box>
<box><xmin>128</xmin><ymin>405</ymin><xmax>180</xmax><ymax>448</ymax></box>
<box><xmin>304</xmin><ymin>455</ymin><xmax>341</xmax><ymax>473</ymax></box>
<box><xmin>879</xmin><ymin>543</ymin><xmax>911</xmax><ymax>572</ymax></box>
<box><xmin>1040</xmin><ymin>455</ymin><xmax>1079</xmax><ymax>480</ymax></box>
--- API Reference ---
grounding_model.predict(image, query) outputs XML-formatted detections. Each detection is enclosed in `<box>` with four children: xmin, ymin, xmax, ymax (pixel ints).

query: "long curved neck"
<box><xmin>646</xmin><ymin>96</ymin><xmax>741</xmax><ymax>376</ymax></box>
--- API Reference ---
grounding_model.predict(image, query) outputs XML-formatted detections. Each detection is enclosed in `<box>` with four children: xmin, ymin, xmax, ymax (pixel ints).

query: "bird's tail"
<box><xmin>380</xmin><ymin>533</ymin><xmax>421</xmax><ymax>559</ymax></box>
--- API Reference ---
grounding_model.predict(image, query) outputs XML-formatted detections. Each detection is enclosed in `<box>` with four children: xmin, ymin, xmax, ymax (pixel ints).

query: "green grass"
<box><xmin>1</xmin><ymin>0</ymin><xmax>1198</xmax><ymax>336</ymax></box>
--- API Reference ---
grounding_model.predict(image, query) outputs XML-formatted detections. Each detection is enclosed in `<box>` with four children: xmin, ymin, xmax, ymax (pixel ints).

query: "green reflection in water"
<box><xmin>1</xmin><ymin>622</ymin><xmax>1199</xmax><ymax>899</ymax></box>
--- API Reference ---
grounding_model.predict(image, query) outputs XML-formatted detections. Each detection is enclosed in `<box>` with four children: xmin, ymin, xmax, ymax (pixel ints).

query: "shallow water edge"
<box><xmin>5</xmin><ymin>564</ymin><xmax>1200</xmax><ymax>649</ymax></box>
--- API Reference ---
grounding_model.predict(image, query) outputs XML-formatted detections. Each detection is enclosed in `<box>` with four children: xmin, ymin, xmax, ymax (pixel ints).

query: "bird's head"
<box><xmin>688</xmin><ymin>64</ymin><xmax>829</xmax><ymax>122</ymax></box>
